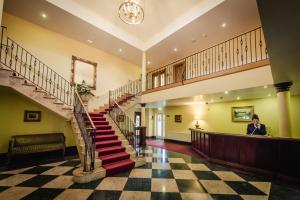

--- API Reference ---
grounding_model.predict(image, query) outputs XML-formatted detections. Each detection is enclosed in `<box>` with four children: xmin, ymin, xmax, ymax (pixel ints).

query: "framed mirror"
<box><xmin>71</xmin><ymin>55</ymin><xmax>97</xmax><ymax>89</ymax></box>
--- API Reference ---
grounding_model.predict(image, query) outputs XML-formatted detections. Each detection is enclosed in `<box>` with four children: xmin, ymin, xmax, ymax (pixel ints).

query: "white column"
<box><xmin>141</xmin><ymin>103</ymin><xmax>146</xmax><ymax>127</ymax></box>
<box><xmin>0</xmin><ymin>0</ymin><xmax>4</xmax><ymax>25</ymax></box>
<box><xmin>141</xmin><ymin>52</ymin><xmax>147</xmax><ymax>92</ymax></box>
<box><xmin>274</xmin><ymin>82</ymin><xmax>293</xmax><ymax>137</ymax></box>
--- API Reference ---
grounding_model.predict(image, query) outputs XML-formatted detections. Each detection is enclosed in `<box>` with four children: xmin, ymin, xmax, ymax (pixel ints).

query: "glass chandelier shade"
<box><xmin>118</xmin><ymin>0</ymin><xmax>144</xmax><ymax>25</ymax></box>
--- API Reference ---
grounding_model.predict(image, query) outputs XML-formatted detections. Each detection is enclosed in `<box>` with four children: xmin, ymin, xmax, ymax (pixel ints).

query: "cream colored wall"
<box><xmin>2</xmin><ymin>13</ymin><xmax>141</xmax><ymax>110</ymax></box>
<box><xmin>148</xmin><ymin>95</ymin><xmax>300</xmax><ymax>142</ymax></box>
<box><xmin>0</xmin><ymin>87</ymin><xmax>74</xmax><ymax>154</ymax></box>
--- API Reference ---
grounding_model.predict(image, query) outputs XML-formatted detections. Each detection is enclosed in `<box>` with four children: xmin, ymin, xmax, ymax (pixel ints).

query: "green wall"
<box><xmin>0</xmin><ymin>87</ymin><xmax>75</xmax><ymax>153</ymax></box>
<box><xmin>149</xmin><ymin>95</ymin><xmax>300</xmax><ymax>140</ymax></box>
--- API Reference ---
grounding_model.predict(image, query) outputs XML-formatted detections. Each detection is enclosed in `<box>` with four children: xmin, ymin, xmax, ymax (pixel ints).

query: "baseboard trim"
<box><xmin>146</xmin><ymin>136</ymin><xmax>157</xmax><ymax>139</ymax></box>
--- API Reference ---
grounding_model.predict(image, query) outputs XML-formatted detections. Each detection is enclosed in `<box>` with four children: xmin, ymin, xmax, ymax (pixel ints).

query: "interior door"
<box><xmin>173</xmin><ymin>62</ymin><xmax>186</xmax><ymax>83</ymax></box>
<box><xmin>134</xmin><ymin>112</ymin><xmax>141</xmax><ymax>127</ymax></box>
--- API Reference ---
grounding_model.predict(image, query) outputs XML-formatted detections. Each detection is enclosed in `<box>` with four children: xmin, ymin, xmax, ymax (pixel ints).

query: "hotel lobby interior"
<box><xmin>0</xmin><ymin>0</ymin><xmax>300</xmax><ymax>199</ymax></box>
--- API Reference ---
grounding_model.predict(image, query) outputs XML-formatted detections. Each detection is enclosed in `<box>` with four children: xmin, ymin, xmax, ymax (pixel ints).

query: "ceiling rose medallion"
<box><xmin>119</xmin><ymin>0</ymin><xmax>144</xmax><ymax>25</ymax></box>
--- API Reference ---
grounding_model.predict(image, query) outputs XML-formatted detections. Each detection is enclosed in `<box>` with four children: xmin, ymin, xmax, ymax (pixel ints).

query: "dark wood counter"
<box><xmin>190</xmin><ymin>129</ymin><xmax>300</xmax><ymax>182</ymax></box>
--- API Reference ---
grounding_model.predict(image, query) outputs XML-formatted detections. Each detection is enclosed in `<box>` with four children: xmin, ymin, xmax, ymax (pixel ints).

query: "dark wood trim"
<box><xmin>163</xmin><ymin>138</ymin><xmax>191</xmax><ymax>145</ymax></box>
<box><xmin>190</xmin><ymin>129</ymin><xmax>300</xmax><ymax>183</ymax></box>
<box><xmin>71</xmin><ymin>55</ymin><xmax>97</xmax><ymax>90</ymax></box>
<box><xmin>143</xmin><ymin>59</ymin><xmax>270</xmax><ymax>95</ymax></box>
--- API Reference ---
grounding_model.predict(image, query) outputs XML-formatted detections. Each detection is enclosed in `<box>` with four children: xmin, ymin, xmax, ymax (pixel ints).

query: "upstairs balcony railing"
<box><xmin>146</xmin><ymin>27</ymin><xmax>268</xmax><ymax>90</ymax></box>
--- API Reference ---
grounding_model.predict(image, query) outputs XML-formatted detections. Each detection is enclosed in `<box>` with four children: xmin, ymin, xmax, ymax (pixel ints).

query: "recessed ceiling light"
<box><xmin>237</xmin><ymin>96</ymin><xmax>240</xmax><ymax>100</ymax></box>
<box><xmin>225</xmin><ymin>91</ymin><xmax>229</xmax><ymax>94</ymax></box>
<box><xmin>173</xmin><ymin>48</ymin><xmax>178</xmax><ymax>52</ymax></box>
<box><xmin>147</xmin><ymin>61</ymin><xmax>151</xmax><ymax>65</ymax></box>
<box><xmin>202</xmin><ymin>34</ymin><xmax>207</xmax><ymax>38</ymax></box>
<box><xmin>87</xmin><ymin>39</ymin><xmax>93</xmax><ymax>44</ymax></box>
<box><xmin>221</xmin><ymin>23</ymin><xmax>227</xmax><ymax>28</ymax></box>
<box><xmin>118</xmin><ymin>48</ymin><xmax>123</xmax><ymax>52</ymax></box>
<box><xmin>264</xmin><ymin>85</ymin><xmax>268</xmax><ymax>89</ymax></box>
<box><xmin>41</xmin><ymin>13</ymin><xmax>47</xmax><ymax>19</ymax></box>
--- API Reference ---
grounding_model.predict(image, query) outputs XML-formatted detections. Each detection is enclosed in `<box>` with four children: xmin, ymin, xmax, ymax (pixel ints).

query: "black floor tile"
<box><xmin>124</xmin><ymin>178</ymin><xmax>151</xmax><ymax>191</ymax></box>
<box><xmin>269</xmin><ymin>183</ymin><xmax>300</xmax><ymax>200</ymax></box>
<box><xmin>17</xmin><ymin>175</ymin><xmax>57</xmax><ymax>187</ymax></box>
<box><xmin>152</xmin><ymin>157</ymin><xmax>168</xmax><ymax>163</ymax></box>
<box><xmin>137</xmin><ymin>162</ymin><xmax>152</xmax><ymax>169</ymax></box>
<box><xmin>170</xmin><ymin>163</ymin><xmax>190</xmax><ymax>170</ymax></box>
<box><xmin>193</xmin><ymin>171</ymin><xmax>221</xmax><ymax>180</ymax></box>
<box><xmin>21</xmin><ymin>166</ymin><xmax>53</xmax><ymax>174</ymax></box>
<box><xmin>0</xmin><ymin>174</ymin><xmax>13</xmax><ymax>180</ymax></box>
<box><xmin>176</xmin><ymin>179</ymin><xmax>204</xmax><ymax>193</ymax></box>
<box><xmin>235</xmin><ymin>171</ymin><xmax>271</xmax><ymax>182</ymax></box>
<box><xmin>59</xmin><ymin>160</ymin><xmax>81</xmax><ymax>167</ymax></box>
<box><xmin>226</xmin><ymin>181</ymin><xmax>266</xmax><ymax>195</ymax></box>
<box><xmin>151</xmin><ymin>192</ymin><xmax>182</xmax><ymax>200</ymax></box>
<box><xmin>88</xmin><ymin>190</ymin><xmax>121</xmax><ymax>200</ymax></box>
<box><xmin>69</xmin><ymin>178</ymin><xmax>102</xmax><ymax>189</ymax></box>
<box><xmin>211</xmin><ymin>194</ymin><xmax>243</xmax><ymax>200</ymax></box>
<box><xmin>21</xmin><ymin>188</ymin><xmax>64</xmax><ymax>200</ymax></box>
<box><xmin>0</xmin><ymin>186</ymin><xmax>10</xmax><ymax>192</ymax></box>
<box><xmin>182</xmin><ymin>156</ymin><xmax>204</xmax><ymax>163</ymax></box>
<box><xmin>152</xmin><ymin>169</ymin><xmax>174</xmax><ymax>178</ymax></box>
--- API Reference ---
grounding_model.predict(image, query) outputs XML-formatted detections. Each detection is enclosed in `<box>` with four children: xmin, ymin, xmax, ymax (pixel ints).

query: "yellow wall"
<box><xmin>2</xmin><ymin>13</ymin><xmax>141</xmax><ymax>110</ymax></box>
<box><xmin>148</xmin><ymin>95</ymin><xmax>300</xmax><ymax>141</ymax></box>
<box><xmin>0</xmin><ymin>87</ymin><xmax>74</xmax><ymax>153</ymax></box>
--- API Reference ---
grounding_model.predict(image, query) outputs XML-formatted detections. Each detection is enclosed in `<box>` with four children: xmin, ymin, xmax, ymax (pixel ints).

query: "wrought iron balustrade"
<box><xmin>0</xmin><ymin>26</ymin><xmax>74</xmax><ymax>105</ymax></box>
<box><xmin>109</xmin><ymin>78</ymin><xmax>141</xmax><ymax>107</ymax></box>
<box><xmin>74</xmin><ymin>90</ymin><xmax>96</xmax><ymax>172</ymax></box>
<box><xmin>108</xmin><ymin>98</ymin><xmax>145</xmax><ymax>157</ymax></box>
<box><xmin>147</xmin><ymin>27</ymin><xmax>268</xmax><ymax>90</ymax></box>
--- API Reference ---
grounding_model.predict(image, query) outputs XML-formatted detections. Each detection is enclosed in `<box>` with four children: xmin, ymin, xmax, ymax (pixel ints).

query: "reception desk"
<box><xmin>190</xmin><ymin>129</ymin><xmax>300</xmax><ymax>182</ymax></box>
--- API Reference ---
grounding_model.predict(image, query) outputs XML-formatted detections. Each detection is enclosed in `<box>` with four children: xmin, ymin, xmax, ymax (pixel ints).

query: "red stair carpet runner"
<box><xmin>85</xmin><ymin>111</ymin><xmax>135</xmax><ymax>176</ymax></box>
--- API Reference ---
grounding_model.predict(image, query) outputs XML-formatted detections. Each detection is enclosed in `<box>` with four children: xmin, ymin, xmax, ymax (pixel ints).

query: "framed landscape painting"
<box><xmin>231</xmin><ymin>106</ymin><xmax>254</xmax><ymax>122</ymax></box>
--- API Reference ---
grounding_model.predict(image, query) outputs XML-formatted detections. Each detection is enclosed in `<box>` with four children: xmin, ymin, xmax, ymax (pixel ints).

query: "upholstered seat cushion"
<box><xmin>12</xmin><ymin>143</ymin><xmax>65</xmax><ymax>154</ymax></box>
<box><xmin>13</xmin><ymin>133</ymin><xmax>65</xmax><ymax>147</ymax></box>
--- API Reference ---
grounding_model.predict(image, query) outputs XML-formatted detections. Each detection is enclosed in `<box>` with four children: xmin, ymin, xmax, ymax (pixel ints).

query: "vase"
<box><xmin>80</xmin><ymin>95</ymin><xmax>91</xmax><ymax>104</ymax></box>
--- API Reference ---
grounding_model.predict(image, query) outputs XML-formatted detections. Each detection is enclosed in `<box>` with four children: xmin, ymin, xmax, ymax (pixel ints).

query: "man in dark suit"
<box><xmin>247</xmin><ymin>114</ymin><xmax>267</xmax><ymax>135</ymax></box>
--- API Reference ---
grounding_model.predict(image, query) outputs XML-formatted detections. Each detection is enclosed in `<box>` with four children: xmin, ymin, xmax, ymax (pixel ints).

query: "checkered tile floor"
<box><xmin>0</xmin><ymin>146</ymin><xmax>298</xmax><ymax>200</ymax></box>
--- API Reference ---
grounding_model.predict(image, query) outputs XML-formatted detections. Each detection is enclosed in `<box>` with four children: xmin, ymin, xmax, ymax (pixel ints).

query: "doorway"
<box><xmin>134</xmin><ymin>112</ymin><xmax>141</xmax><ymax>127</ymax></box>
<box><xmin>156</xmin><ymin>113</ymin><xmax>165</xmax><ymax>138</ymax></box>
<box><xmin>173</xmin><ymin>61</ymin><xmax>186</xmax><ymax>83</ymax></box>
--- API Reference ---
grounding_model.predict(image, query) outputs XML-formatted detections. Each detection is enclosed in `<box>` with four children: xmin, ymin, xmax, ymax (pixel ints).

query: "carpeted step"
<box><xmin>103</xmin><ymin>159</ymin><xmax>135</xmax><ymax>176</ymax></box>
<box><xmin>91</xmin><ymin>117</ymin><xmax>106</xmax><ymax>121</ymax></box>
<box><xmin>97</xmin><ymin>146</ymin><xmax>126</xmax><ymax>156</ymax></box>
<box><xmin>95</xmin><ymin>140</ymin><xmax>121</xmax><ymax>148</ymax></box>
<box><xmin>96</xmin><ymin>125</ymin><xmax>112</xmax><ymax>130</ymax></box>
<box><xmin>95</xmin><ymin>130</ymin><xmax>115</xmax><ymax>135</ymax></box>
<box><xmin>94</xmin><ymin>134</ymin><xmax>118</xmax><ymax>142</ymax></box>
<box><xmin>89</xmin><ymin>113</ymin><xmax>104</xmax><ymax>117</ymax></box>
<box><xmin>93</xmin><ymin>121</ymin><xmax>109</xmax><ymax>126</ymax></box>
<box><xmin>100</xmin><ymin>152</ymin><xmax>130</xmax><ymax>165</ymax></box>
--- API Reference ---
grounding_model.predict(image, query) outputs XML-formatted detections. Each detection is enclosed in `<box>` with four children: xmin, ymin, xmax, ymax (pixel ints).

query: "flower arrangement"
<box><xmin>76</xmin><ymin>80</ymin><xmax>94</xmax><ymax>97</ymax></box>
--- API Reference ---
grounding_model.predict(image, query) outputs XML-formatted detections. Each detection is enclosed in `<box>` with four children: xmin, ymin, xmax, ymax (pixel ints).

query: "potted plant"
<box><xmin>77</xmin><ymin>80</ymin><xmax>94</xmax><ymax>103</ymax></box>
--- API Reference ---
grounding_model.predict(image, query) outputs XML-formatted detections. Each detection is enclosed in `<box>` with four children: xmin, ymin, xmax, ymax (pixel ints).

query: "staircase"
<box><xmin>0</xmin><ymin>26</ymin><xmax>145</xmax><ymax>182</ymax></box>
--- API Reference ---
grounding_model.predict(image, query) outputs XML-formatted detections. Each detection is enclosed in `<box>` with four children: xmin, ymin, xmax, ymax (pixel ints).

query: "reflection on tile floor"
<box><xmin>0</xmin><ymin>146</ymin><xmax>300</xmax><ymax>199</ymax></box>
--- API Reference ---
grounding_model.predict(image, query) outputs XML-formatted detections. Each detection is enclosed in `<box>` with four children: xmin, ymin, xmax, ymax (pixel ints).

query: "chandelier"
<box><xmin>118</xmin><ymin>0</ymin><xmax>144</xmax><ymax>25</ymax></box>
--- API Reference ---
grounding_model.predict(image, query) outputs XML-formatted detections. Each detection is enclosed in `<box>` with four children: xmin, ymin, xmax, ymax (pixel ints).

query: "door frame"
<box><xmin>173</xmin><ymin>61</ymin><xmax>186</xmax><ymax>83</ymax></box>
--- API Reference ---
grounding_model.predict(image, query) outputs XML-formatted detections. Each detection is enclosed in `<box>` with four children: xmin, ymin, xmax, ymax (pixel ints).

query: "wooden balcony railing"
<box><xmin>146</xmin><ymin>27</ymin><xmax>269</xmax><ymax>92</ymax></box>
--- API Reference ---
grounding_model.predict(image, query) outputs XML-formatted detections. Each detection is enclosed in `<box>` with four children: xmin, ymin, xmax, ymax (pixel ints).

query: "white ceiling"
<box><xmin>46</xmin><ymin>0</ymin><xmax>224</xmax><ymax>50</ymax></box>
<box><xmin>3</xmin><ymin>0</ymin><xmax>262</xmax><ymax>67</ymax></box>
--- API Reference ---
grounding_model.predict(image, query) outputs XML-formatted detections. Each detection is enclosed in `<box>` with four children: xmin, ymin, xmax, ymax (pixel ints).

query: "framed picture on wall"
<box><xmin>24</xmin><ymin>110</ymin><xmax>41</xmax><ymax>122</ymax></box>
<box><xmin>231</xmin><ymin>106</ymin><xmax>254</xmax><ymax>122</ymax></box>
<box><xmin>71</xmin><ymin>56</ymin><xmax>97</xmax><ymax>89</ymax></box>
<box><xmin>174</xmin><ymin>115</ymin><xmax>182</xmax><ymax>123</ymax></box>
